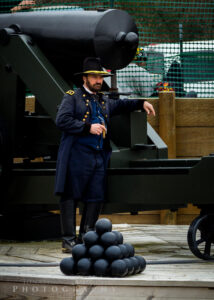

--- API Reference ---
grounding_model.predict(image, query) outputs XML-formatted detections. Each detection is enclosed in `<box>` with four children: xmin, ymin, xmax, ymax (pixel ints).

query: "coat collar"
<box><xmin>80</xmin><ymin>86</ymin><xmax>93</xmax><ymax>99</ymax></box>
<box><xmin>80</xmin><ymin>86</ymin><xmax>106</xmax><ymax>102</ymax></box>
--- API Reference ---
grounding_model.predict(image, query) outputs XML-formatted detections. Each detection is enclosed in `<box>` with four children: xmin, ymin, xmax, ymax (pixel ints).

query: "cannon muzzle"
<box><xmin>0</xmin><ymin>9</ymin><xmax>139</xmax><ymax>72</ymax></box>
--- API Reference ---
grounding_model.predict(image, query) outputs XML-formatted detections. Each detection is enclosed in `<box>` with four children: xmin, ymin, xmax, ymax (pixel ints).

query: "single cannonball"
<box><xmin>123</xmin><ymin>243</ymin><xmax>135</xmax><ymax>257</ymax></box>
<box><xmin>88</xmin><ymin>244</ymin><xmax>104</xmax><ymax>261</ymax></box>
<box><xmin>76</xmin><ymin>258</ymin><xmax>92</xmax><ymax>276</ymax></box>
<box><xmin>105</xmin><ymin>245</ymin><xmax>122</xmax><ymax>262</ymax></box>
<box><xmin>95</xmin><ymin>218</ymin><xmax>112</xmax><ymax>235</ymax></box>
<box><xmin>93</xmin><ymin>259</ymin><xmax>109</xmax><ymax>277</ymax></box>
<box><xmin>112</xmin><ymin>231</ymin><xmax>123</xmax><ymax>244</ymax></box>
<box><xmin>83</xmin><ymin>231</ymin><xmax>99</xmax><ymax>247</ymax></box>
<box><xmin>60</xmin><ymin>257</ymin><xmax>76</xmax><ymax>275</ymax></box>
<box><xmin>135</xmin><ymin>255</ymin><xmax>146</xmax><ymax>273</ymax></box>
<box><xmin>100</xmin><ymin>232</ymin><xmax>117</xmax><ymax>248</ymax></box>
<box><xmin>110</xmin><ymin>259</ymin><xmax>128</xmax><ymax>277</ymax></box>
<box><xmin>72</xmin><ymin>244</ymin><xmax>87</xmax><ymax>261</ymax></box>
<box><xmin>129</xmin><ymin>256</ymin><xmax>141</xmax><ymax>275</ymax></box>
<box><xmin>118</xmin><ymin>244</ymin><xmax>129</xmax><ymax>258</ymax></box>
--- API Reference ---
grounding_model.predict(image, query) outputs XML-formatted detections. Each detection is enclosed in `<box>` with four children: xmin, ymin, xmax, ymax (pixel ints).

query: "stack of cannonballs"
<box><xmin>60</xmin><ymin>218</ymin><xmax>146</xmax><ymax>277</ymax></box>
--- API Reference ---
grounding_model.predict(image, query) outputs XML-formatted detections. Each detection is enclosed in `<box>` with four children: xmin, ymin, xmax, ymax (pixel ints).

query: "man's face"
<box><xmin>83</xmin><ymin>74</ymin><xmax>104</xmax><ymax>93</ymax></box>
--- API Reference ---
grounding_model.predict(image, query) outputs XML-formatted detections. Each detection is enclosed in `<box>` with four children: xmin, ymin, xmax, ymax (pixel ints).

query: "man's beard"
<box><xmin>85</xmin><ymin>78</ymin><xmax>102</xmax><ymax>92</ymax></box>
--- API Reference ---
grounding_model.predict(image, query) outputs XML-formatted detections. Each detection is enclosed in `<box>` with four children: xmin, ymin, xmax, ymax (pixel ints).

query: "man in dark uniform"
<box><xmin>55</xmin><ymin>57</ymin><xmax>155</xmax><ymax>253</ymax></box>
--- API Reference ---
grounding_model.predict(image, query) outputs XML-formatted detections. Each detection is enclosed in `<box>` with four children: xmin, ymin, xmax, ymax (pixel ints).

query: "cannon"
<box><xmin>0</xmin><ymin>9</ymin><xmax>213</xmax><ymax>260</ymax></box>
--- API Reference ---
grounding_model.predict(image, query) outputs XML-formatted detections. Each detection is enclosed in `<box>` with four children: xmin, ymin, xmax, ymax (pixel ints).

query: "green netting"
<box><xmin>0</xmin><ymin>0</ymin><xmax>214</xmax><ymax>97</ymax></box>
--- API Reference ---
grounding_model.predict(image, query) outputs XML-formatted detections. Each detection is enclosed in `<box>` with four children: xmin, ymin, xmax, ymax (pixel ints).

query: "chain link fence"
<box><xmin>1</xmin><ymin>0</ymin><xmax>214</xmax><ymax>97</ymax></box>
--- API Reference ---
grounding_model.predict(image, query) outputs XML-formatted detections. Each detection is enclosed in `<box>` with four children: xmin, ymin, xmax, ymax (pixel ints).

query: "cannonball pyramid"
<box><xmin>60</xmin><ymin>218</ymin><xmax>146</xmax><ymax>277</ymax></box>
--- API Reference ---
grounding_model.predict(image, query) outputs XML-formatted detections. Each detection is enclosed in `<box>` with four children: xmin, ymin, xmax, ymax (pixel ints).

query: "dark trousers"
<box><xmin>65</xmin><ymin>143</ymin><xmax>106</xmax><ymax>203</ymax></box>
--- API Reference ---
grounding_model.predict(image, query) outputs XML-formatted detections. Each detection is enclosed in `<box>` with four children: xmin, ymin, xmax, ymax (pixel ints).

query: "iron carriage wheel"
<box><xmin>187</xmin><ymin>213</ymin><xmax>214</xmax><ymax>260</ymax></box>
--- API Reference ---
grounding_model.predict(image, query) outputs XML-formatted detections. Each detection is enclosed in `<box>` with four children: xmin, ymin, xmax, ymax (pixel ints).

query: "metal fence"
<box><xmin>1</xmin><ymin>0</ymin><xmax>214</xmax><ymax>97</ymax></box>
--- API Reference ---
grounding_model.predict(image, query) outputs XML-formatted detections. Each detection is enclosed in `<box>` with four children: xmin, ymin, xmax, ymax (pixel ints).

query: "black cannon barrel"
<box><xmin>0</xmin><ymin>9</ymin><xmax>138</xmax><ymax>70</ymax></box>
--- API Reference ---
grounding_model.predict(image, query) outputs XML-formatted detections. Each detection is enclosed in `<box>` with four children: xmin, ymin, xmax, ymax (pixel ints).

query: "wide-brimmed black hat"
<box><xmin>75</xmin><ymin>57</ymin><xmax>113</xmax><ymax>77</ymax></box>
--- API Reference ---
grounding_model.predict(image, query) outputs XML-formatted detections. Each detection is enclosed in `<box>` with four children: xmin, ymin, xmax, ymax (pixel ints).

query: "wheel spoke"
<box><xmin>204</xmin><ymin>241</ymin><xmax>211</xmax><ymax>255</ymax></box>
<box><xmin>196</xmin><ymin>238</ymin><xmax>204</xmax><ymax>246</ymax></box>
<box><xmin>187</xmin><ymin>214</ymin><xmax>214</xmax><ymax>260</ymax></box>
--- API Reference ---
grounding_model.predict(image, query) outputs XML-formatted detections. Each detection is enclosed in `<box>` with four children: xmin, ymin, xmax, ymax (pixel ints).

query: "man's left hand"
<box><xmin>11</xmin><ymin>0</ymin><xmax>35</xmax><ymax>13</ymax></box>
<box><xmin>143</xmin><ymin>101</ymin><xmax>155</xmax><ymax>116</ymax></box>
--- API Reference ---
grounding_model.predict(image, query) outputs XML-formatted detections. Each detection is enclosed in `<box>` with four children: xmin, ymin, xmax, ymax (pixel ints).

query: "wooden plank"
<box><xmin>158</xmin><ymin>92</ymin><xmax>177</xmax><ymax>224</ymax></box>
<box><xmin>111</xmin><ymin>210</ymin><xmax>161</xmax><ymax>215</ymax></box>
<box><xmin>177</xmin><ymin>215</ymin><xmax>199</xmax><ymax>225</ymax></box>
<box><xmin>176</xmin><ymin>204</ymin><xmax>200</xmax><ymax>225</ymax></box>
<box><xmin>159</xmin><ymin>91</ymin><xmax>176</xmax><ymax>159</ymax></box>
<box><xmin>0</xmin><ymin>281</ymin><xmax>75</xmax><ymax>300</ymax></box>
<box><xmin>160</xmin><ymin>210</ymin><xmax>177</xmax><ymax>225</ymax></box>
<box><xmin>176</xmin><ymin>127</ymin><xmax>214</xmax><ymax>157</ymax></box>
<box><xmin>6</xmin><ymin>246</ymin><xmax>56</xmax><ymax>263</ymax></box>
<box><xmin>0</xmin><ymin>246</ymin><xmax>11</xmax><ymax>255</ymax></box>
<box><xmin>76</xmin><ymin>286</ymin><xmax>214</xmax><ymax>300</ymax></box>
<box><xmin>0</xmin><ymin>255</ymin><xmax>38</xmax><ymax>264</ymax></box>
<box><xmin>178</xmin><ymin>204</ymin><xmax>200</xmax><ymax>215</ymax></box>
<box><xmin>88</xmin><ymin>214</ymin><xmax>160</xmax><ymax>225</ymax></box>
<box><xmin>76</xmin><ymin>202</ymin><xmax>199</xmax><ymax>227</ymax></box>
<box><xmin>77</xmin><ymin>210</ymin><xmax>161</xmax><ymax>225</ymax></box>
<box><xmin>1</xmin><ymin>282</ymin><xmax>214</xmax><ymax>300</ymax></box>
<box><xmin>150</xmin><ymin>124</ymin><xmax>214</xmax><ymax>157</ymax></box>
<box><xmin>176</xmin><ymin>98</ymin><xmax>214</xmax><ymax>127</ymax></box>
<box><xmin>76</xmin><ymin>205</ymin><xmax>198</xmax><ymax>226</ymax></box>
<box><xmin>148</xmin><ymin>98</ymin><xmax>214</xmax><ymax>127</ymax></box>
<box><xmin>147</xmin><ymin>98</ymin><xmax>159</xmax><ymax>127</ymax></box>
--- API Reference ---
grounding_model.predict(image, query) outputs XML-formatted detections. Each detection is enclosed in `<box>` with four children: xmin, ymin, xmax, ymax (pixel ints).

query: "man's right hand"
<box><xmin>90</xmin><ymin>124</ymin><xmax>106</xmax><ymax>135</ymax></box>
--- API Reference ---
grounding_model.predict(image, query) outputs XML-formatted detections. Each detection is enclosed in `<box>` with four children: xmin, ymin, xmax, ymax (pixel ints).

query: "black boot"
<box><xmin>59</xmin><ymin>198</ymin><xmax>77</xmax><ymax>253</ymax></box>
<box><xmin>77</xmin><ymin>202</ymin><xmax>103</xmax><ymax>244</ymax></box>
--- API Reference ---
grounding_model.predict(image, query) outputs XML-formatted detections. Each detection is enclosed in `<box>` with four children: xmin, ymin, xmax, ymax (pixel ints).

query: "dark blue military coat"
<box><xmin>55</xmin><ymin>87</ymin><xmax>144</xmax><ymax>195</ymax></box>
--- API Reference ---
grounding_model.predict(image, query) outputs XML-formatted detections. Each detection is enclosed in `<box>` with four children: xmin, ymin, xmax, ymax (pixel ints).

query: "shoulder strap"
<box><xmin>66</xmin><ymin>90</ymin><xmax>75</xmax><ymax>96</ymax></box>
